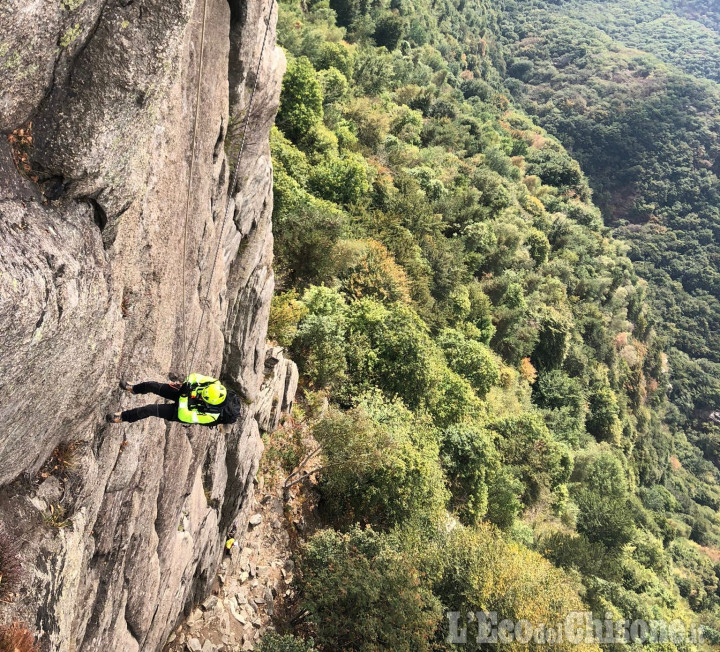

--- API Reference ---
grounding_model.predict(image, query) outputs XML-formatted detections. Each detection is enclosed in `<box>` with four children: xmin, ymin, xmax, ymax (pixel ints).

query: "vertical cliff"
<box><xmin>0</xmin><ymin>0</ymin><xmax>288</xmax><ymax>649</ymax></box>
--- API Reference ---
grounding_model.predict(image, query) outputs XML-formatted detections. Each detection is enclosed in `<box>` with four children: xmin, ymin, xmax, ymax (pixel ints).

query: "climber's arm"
<box><xmin>184</xmin><ymin>372</ymin><xmax>217</xmax><ymax>387</ymax></box>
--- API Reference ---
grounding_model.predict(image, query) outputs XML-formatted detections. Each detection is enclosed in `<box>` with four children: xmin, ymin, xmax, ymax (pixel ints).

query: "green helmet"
<box><xmin>202</xmin><ymin>381</ymin><xmax>227</xmax><ymax>405</ymax></box>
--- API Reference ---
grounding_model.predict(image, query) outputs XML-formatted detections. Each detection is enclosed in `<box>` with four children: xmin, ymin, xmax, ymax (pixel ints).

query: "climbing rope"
<box><xmin>180</xmin><ymin>0</ymin><xmax>211</xmax><ymax>376</ymax></box>
<box><xmin>187</xmin><ymin>0</ymin><xmax>278</xmax><ymax>374</ymax></box>
<box><xmin>179</xmin><ymin>0</ymin><xmax>277</xmax><ymax>377</ymax></box>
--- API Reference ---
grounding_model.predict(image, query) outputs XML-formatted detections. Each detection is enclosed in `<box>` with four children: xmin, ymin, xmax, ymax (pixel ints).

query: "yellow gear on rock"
<box><xmin>202</xmin><ymin>381</ymin><xmax>227</xmax><ymax>406</ymax></box>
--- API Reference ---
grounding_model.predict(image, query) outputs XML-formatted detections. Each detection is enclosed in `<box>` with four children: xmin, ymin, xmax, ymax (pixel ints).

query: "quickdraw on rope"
<box><xmin>179</xmin><ymin>0</ymin><xmax>278</xmax><ymax>377</ymax></box>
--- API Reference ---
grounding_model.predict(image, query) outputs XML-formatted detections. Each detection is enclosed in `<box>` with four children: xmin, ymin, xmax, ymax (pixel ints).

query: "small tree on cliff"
<box><xmin>277</xmin><ymin>57</ymin><xmax>324</xmax><ymax>143</ymax></box>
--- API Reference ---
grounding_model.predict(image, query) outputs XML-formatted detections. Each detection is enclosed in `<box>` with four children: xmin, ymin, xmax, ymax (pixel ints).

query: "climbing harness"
<box><xmin>179</xmin><ymin>0</ymin><xmax>278</xmax><ymax>377</ymax></box>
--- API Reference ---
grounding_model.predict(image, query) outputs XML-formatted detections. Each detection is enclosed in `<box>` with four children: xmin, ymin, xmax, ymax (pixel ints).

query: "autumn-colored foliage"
<box><xmin>0</xmin><ymin>623</ymin><xmax>40</xmax><ymax>652</ymax></box>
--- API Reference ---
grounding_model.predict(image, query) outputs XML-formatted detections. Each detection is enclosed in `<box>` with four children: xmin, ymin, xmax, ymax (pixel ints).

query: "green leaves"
<box><xmin>277</xmin><ymin>57</ymin><xmax>324</xmax><ymax>141</ymax></box>
<box><xmin>267</xmin><ymin>0</ymin><xmax>720</xmax><ymax>636</ymax></box>
<box><xmin>298</xmin><ymin>527</ymin><xmax>443</xmax><ymax>651</ymax></box>
<box><xmin>312</xmin><ymin>393</ymin><xmax>449</xmax><ymax>529</ymax></box>
<box><xmin>438</xmin><ymin>328</ymin><xmax>500</xmax><ymax>398</ymax></box>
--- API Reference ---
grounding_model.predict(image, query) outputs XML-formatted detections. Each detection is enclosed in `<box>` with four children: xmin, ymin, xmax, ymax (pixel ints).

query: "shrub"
<box><xmin>43</xmin><ymin>503</ymin><xmax>71</xmax><ymax>529</ymax></box>
<box><xmin>440</xmin><ymin>423</ymin><xmax>498</xmax><ymax>524</ymax></box>
<box><xmin>336</xmin><ymin>239</ymin><xmax>411</xmax><ymax>303</ymax></box>
<box><xmin>298</xmin><ymin>527</ymin><xmax>442</xmax><ymax>651</ymax></box>
<box><xmin>268</xmin><ymin>290</ymin><xmax>307</xmax><ymax>347</ymax></box>
<box><xmin>313</xmin><ymin>393</ymin><xmax>448</xmax><ymax>529</ymax></box>
<box><xmin>0</xmin><ymin>623</ymin><xmax>40</xmax><ymax>652</ymax></box>
<box><xmin>258</xmin><ymin>634</ymin><xmax>317</xmax><ymax>652</ymax></box>
<box><xmin>277</xmin><ymin>57</ymin><xmax>324</xmax><ymax>142</ymax></box>
<box><xmin>40</xmin><ymin>440</ymin><xmax>80</xmax><ymax>483</ymax></box>
<box><xmin>438</xmin><ymin>328</ymin><xmax>500</xmax><ymax>398</ymax></box>
<box><xmin>0</xmin><ymin>529</ymin><xmax>22</xmax><ymax>601</ymax></box>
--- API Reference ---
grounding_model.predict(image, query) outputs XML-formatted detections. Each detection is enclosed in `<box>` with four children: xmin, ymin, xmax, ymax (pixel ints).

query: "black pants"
<box><xmin>121</xmin><ymin>382</ymin><xmax>181</xmax><ymax>423</ymax></box>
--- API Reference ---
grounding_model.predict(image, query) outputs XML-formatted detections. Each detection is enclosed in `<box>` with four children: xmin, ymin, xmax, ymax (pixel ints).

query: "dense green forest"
<box><xmin>542</xmin><ymin>0</ymin><xmax>720</xmax><ymax>82</ymax></box>
<box><xmin>501</xmin><ymin>0</ymin><xmax>720</xmax><ymax>603</ymax></box>
<box><xmin>501</xmin><ymin>2</ymin><xmax>720</xmax><ymax>412</ymax></box>
<box><xmin>259</xmin><ymin>0</ymin><xmax>720</xmax><ymax>648</ymax></box>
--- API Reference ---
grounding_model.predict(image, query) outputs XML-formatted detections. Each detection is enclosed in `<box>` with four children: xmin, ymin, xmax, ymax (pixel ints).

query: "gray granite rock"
<box><xmin>0</xmin><ymin>0</ymin><xmax>288</xmax><ymax>650</ymax></box>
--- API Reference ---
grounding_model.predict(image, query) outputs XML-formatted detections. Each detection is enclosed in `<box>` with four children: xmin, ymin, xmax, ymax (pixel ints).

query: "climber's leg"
<box><xmin>120</xmin><ymin>403</ymin><xmax>179</xmax><ymax>423</ymax></box>
<box><xmin>129</xmin><ymin>381</ymin><xmax>181</xmax><ymax>401</ymax></box>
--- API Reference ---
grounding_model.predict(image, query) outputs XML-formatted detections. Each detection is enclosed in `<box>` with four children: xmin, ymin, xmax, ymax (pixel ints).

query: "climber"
<box><xmin>106</xmin><ymin>373</ymin><xmax>241</xmax><ymax>426</ymax></box>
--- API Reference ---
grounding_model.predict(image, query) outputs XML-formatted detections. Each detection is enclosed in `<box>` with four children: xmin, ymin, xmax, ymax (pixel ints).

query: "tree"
<box><xmin>345</xmin><ymin>299</ymin><xmax>437</xmax><ymax>410</ymax></box>
<box><xmin>315</xmin><ymin>41</ymin><xmax>354</xmax><ymax>78</ymax></box>
<box><xmin>466</xmin><ymin>282</ymin><xmax>495</xmax><ymax>344</ymax></box>
<box><xmin>317</xmin><ymin>67</ymin><xmax>349</xmax><ymax>106</ymax></box>
<box><xmin>329</xmin><ymin>0</ymin><xmax>367</xmax><ymax>28</ymax></box>
<box><xmin>374</xmin><ymin>13</ymin><xmax>405</xmax><ymax>50</ymax></box>
<box><xmin>585</xmin><ymin>368</ymin><xmax>623</xmax><ymax>444</ymax></box>
<box><xmin>307</xmin><ymin>153</ymin><xmax>370</xmax><ymax>206</ymax></box>
<box><xmin>298</xmin><ymin>527</ymin><xmax>442</xmax><ymax>652</ymax></box>
<box><xmin>491</xmin><ymin>413</ymin><xmax>572</xmax><ymax>507</ymax></box>
<box><xmin>292</xmin><ymin>286</ymin><xmax>348</xmax><ymax>388</ymax></box>
<box><xmin>531</xmin><ymin>307</ymin><xmax>572</xmax><ymax>371</ymax></box>
<box><xmin>431</xmin><ymin>525</ymin><xmax>600</xmax><ymax>652</ymax></box>
<box><xmin>574</xmin><ymin>452</ymin><xmax>635</xmax><ymax>550</ymax></box>
<box><xmin>272</xmin><ymin>188</ymin><xmax>345</xmax><ymax>286</ymax></box>
<box><xmin>336</xmin><ymin>239</ymin><xmax>411</xmax><ymax>303</ymax></box>
<box><xmin>534</xmin><ymin>369</ymin><xmax>586</xmax><ymax>445</ymax></box>
<box><xmin>440</xmin><ymin>423</ymin><xmax>498</xmax><ymax>524</ymax></box>
<box><xmin>438</xmin><ymin>328</ymin><xmax>500</xmax><ymax>398</ymax></box>
<box><xmin>277</xmin><ymin>57</ymin><xmax>324</xmax><ymax>142</ymax></box>
<box><xmin>268</xmin><ymin>290</ymin><xmax>307</xmax><ymax>347</ymax></box>
<box><xmin>525</xmin><ymin>146</ymin><xmax>588</xmax><ymax>197</ymax></box>
<box><xmin>313</xmin><ymin>393</ymin><xmax>449</xmax><ymax>529</ymax></box>
<box><xmin>527</xmin><ymin>228</ymin><xmax>550</xmax><ymax>265</ymax></box>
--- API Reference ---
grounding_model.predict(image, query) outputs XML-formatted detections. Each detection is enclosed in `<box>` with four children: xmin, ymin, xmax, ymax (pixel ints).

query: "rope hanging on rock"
<box><xmin>179</xmin><ymin>0</ymin><xmax>278</xmax><ymax>377</ymax></box>
<box><xmin>180</xmin><ymin>0</ymin><xmax>211</xmax><ymax>376</ymax></box>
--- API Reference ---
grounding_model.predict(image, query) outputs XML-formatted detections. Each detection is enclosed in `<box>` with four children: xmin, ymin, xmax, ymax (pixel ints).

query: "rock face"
<box><xmin>0</xmin><ymin>1</ymin><xmax>287</xmax><ymax>650</ymax></box>
<box><xmin>256</xmin><ymin>347</ymin><xmax>299</xmax><ymax>433</ymax></box>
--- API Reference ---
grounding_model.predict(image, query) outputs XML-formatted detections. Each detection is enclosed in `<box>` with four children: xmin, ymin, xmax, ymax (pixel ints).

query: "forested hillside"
<box><xmin>501</xmin><ymin>0</ymin><xmax>720</xmax><ymax>591</ymax></box>
<box><xmin>260</xmin><ymin>0</ymin><xmax>720</xmax><ymax>648</ymax></box>
<box><xmin>542</xmin><ymin>0</ymin><xmax>720</xmax><ymax>82</ymax></box>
